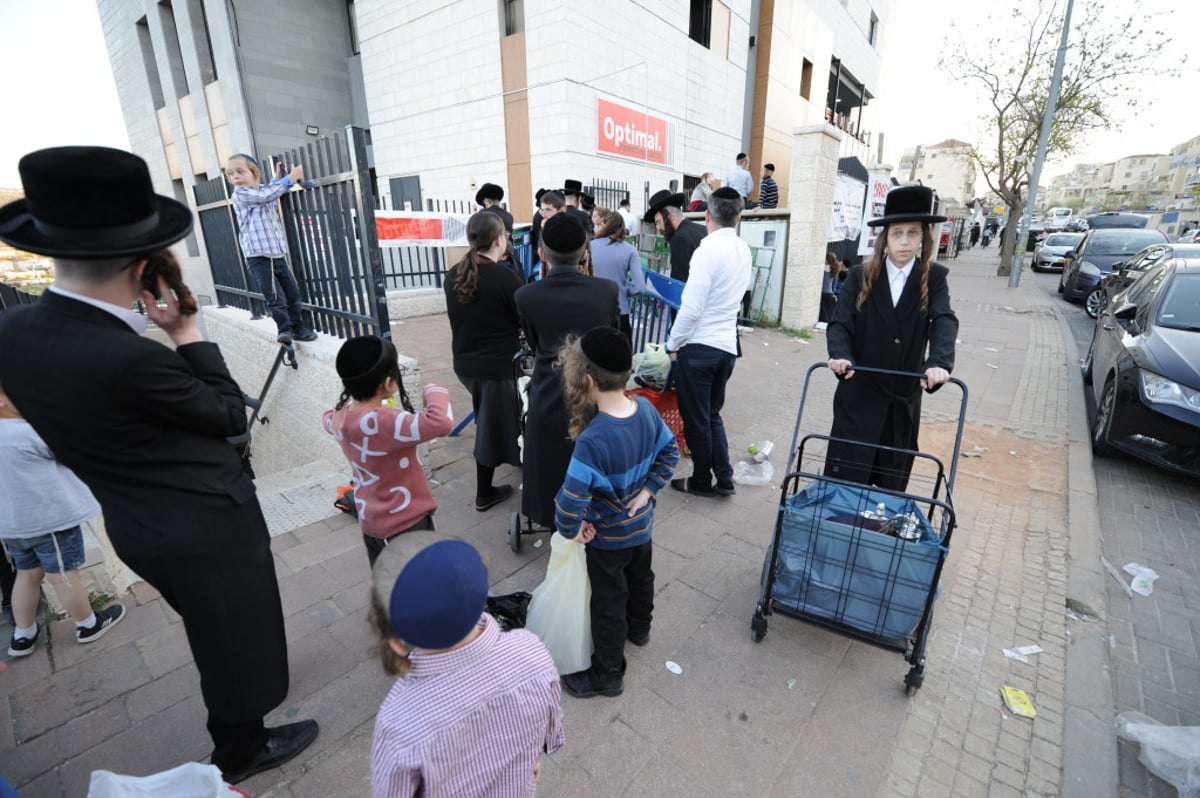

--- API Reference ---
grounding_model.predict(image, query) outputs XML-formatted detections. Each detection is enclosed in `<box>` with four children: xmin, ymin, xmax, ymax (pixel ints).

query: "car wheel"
<box><xmin>1057</xmin><ymin>270</ymin><xmax>1065</xmax><ymax>294</ymax></box>
<box><xmin>1085</xmin><ymin>287</ymin><xmax>1105</xmax><ymax>319</ymax></box>
<box><xmin>1082</xmin><ymin>342</ymin><xmax>1094</xmax><ymax>385</ymax></box>
<box><xmin>1091</xmin><ymin>377</ymin><xmax>1119</xmax><ymax>457</ymax></box>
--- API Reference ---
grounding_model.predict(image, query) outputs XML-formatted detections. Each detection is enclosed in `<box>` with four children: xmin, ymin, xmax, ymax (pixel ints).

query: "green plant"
<box><xmin>88</xmin><ymin>590</ymin><xmax>116</xmax><ymax>613</ymax></box>
<box><xmin>780</xmin><ymin>325</ymin><xmax>812</xmax><ymax>340</ymax></box>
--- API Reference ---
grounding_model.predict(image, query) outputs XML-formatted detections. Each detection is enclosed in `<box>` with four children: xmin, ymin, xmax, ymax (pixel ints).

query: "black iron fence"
<box><xmin>588</xmin><ymin>179</ymin><xmax>629</xmax><ymax>212</ymax></box>
<box><xmin>198</xmin><ymin>125</ymin><xmax>390</xmax><ymax>340</ymax></box>
<box><xmin>0</xmin><ymin>282</ymin><xmax>39</xmax><ymax>313</ymax></box>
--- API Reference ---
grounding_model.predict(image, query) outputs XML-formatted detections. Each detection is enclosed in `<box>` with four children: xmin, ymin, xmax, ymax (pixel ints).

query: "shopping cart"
<box><xmin>751</xmin><ymin>363</ymin><xmax>967</xmax><ymax>696</ymax></box>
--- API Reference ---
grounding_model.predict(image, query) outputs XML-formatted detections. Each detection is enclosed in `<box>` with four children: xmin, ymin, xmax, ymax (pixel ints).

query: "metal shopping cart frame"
<box><xmin>752</xmin><ymin>363</ymin><xmax>968</xmax><ymax>696</ymax></box>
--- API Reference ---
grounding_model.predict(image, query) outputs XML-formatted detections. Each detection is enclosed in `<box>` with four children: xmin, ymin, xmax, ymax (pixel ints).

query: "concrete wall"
<box><xmin>782</xmin><ymin>123</ymin><xmax>843</xmax><ymax>329</ymax></box>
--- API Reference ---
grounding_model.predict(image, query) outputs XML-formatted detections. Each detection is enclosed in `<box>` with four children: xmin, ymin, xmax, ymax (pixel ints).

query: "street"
<box><xmin>1030</xmin><ymin>267</ymin><xmax>1200</xmax><ymax>798</ymax></box>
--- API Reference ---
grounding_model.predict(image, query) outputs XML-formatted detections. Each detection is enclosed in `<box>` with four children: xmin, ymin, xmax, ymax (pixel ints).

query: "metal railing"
<box><xmin>588</xmin><ymin>179</ymin><xmax>630</xmax><ymax>212</ymax></box>
<box><xmin>0</xmin><ymin>282</ymin><xmax>39</xmax><ymax>313</ymax></box>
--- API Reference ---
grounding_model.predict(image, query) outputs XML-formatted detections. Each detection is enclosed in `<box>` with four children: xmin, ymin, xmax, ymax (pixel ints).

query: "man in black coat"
<box><xmin>825</xmin><ymin>185</ymin><xmax>958</xmax><ymax>491</ymax></box>
<box><xmin>645</xmin><ymin>189</ymin><xmax>706</xmax><ymax>282</ymax></box>
<box><xmin>562</xmin><ymin>179</ymin><xmax>595</xmax><ymax>235</ymax></box>
<box><xmin>0</xmin><ymin>147</ymin><xmax>317</xmax><ymax>784</ymax></box>
<box><xmin>514</xmin><ymin>214</ymin><xmax>619</xmax><ymax>527</ymax></box>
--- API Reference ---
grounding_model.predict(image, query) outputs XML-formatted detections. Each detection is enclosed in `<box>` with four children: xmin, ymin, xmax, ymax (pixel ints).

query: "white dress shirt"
<box><xmin>885</xmin><ymin>257</ymin><xmax>916</xmax><ymax>307</ymax></box>
<box><xmin>666</xmin><ymin>227</ymin><xmax>752</xmax><ymax>355</ymax></box>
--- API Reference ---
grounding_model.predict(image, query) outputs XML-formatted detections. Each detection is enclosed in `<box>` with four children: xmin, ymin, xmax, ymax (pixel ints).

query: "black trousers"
<box><xmin>585</xmin><ymin>542</ymin><xmax>654</xmax><ymax>674</ymax></box>
<box><xmin>363</xmin><ymin>513</ymin><xmax>435</xmax><ymax>566</ymax></box>
<box><xmin>675</xmin><ymin>343</ymin><xmax>737</xmax><ymax>490</ymax></box>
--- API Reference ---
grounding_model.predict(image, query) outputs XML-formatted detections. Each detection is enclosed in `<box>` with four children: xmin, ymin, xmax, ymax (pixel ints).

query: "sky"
<box><xmin>0</xmin><ymin>0</ymin><xmax>1196</xmax><ymax>189</ymax></box>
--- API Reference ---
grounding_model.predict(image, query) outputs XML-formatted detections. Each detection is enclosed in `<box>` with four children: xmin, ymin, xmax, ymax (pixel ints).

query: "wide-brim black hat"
<box><xmin>866</xmin><ymin>185</ymin><xmax>947</xmax><ymax>227</ymax></box>
<box><xmin>0</xmin><ymin>146</ymin><xmax>194</xmax><ymax>258</ymax></box>
<box><xmin>562</xmin><ymin>179</ymin><xmax>584</xmax><ymax>196</ymax></box>
<box><xmin>475</xmin><ymin>183</ymin><xmax>504</xmax><ymax>205</ymax></box>
<box><xmin>643</xmin><ymin>189</ymin><xmax>687</xmax><ymax>223</ymax></box>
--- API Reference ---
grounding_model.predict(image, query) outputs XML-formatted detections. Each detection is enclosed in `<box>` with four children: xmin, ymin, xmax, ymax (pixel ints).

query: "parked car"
<box><xmin>1085</xmin><ymin>212</ymin><xmax>1150</xmax><ymax>229</ymax></box>
<box><xmin>1085</xmin><ymin>243</ymin><xmax>1200</xmax><ymax>318</ymax></box>
<box><xmin>1083</xmin><ymin>260</ymin><xmax>1200</xmax><ymax>476</ymax></box>
<box><xmin>1059</xmin><ymin>228</ymin><xmax>1170</xmax><ymax>311</ymax></box>
<box><xmin>1064</xmin><ymin>219</ymin><xmax>1089</xmax><ymax>232</ymax></box>
<box><xmin>1032</xmin><ymin>232</ymin><xmax>1085</xmax><ymax>272</ymax></box>
<box><xmin>1177</xmin><ymin>229</ymin><xmax>1200</xmax><ymax>244</ymax></box>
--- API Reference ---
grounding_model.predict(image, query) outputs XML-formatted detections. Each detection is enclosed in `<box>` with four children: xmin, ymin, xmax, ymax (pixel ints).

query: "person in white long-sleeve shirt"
<box><xmin>665</xmin><ymin>186</ymin><xmax>752</xmax><ymax>498</ymax></box>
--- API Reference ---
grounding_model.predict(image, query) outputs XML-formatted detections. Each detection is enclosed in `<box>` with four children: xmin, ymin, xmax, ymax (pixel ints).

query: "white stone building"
<box><xmin>897</xmin><ymin>138</ymin><xmax>977</xmax><ymax>207</ymax></box>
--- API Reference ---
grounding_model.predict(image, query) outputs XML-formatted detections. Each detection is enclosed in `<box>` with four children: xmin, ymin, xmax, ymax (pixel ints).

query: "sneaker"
<box><xmin>293</xmin><ymin>330</ymin><xmax>318</xmax><ymax>342</ymax></box>
<box><xmin>8</xmin><ymin>625</ymin><xmax>39</xmax><ymax>657</ymax></box>
<box><xmin>77</xmin><ymin>604</ymin><xmax>126</xmax><ymax>644</ymax></box>
<box><xmin>276</xmin><ymin>332</ymin><xmax>294</xmax><ymax>345</ymax></box>
<box><xmin>475</xmin><ymin>484</ymin><xmax>514</xmax><ymax>512</ymax></box>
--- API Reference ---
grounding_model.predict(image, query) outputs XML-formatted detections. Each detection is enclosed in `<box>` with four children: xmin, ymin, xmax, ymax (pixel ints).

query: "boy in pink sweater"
<box><xmin>323</xmin><ymin>336</ymin><xmax>453</xmax><ymax>564</ymax></box>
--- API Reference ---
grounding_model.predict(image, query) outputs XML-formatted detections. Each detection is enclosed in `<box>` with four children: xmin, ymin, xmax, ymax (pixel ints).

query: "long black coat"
<box><xmin>824</xmin><ymin>261</ymin><xmax>958</xmax><ymax>490</ymax></box>
<box><xmin>514</xmin><ymin>266</ymin><xmax>619</xmax><ymax>526</ymax></box>
<box><xmin>0</xmin><ymin>292</ymin><xmax>288</xmax><ymax>723</ymax></box>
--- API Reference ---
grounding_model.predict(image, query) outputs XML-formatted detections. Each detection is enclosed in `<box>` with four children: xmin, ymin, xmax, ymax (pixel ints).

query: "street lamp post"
<box><xmin>1010</xmin><ymin>0</ymin><xmax>1075</xmax><ymax>288</ymax></box>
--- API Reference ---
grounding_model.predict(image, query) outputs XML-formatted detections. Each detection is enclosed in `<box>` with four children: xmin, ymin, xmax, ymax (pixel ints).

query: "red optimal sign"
<box><xmin>597</xmin><ymin>99</ymin><xmax>669</xmax><ymax>165</ymax></box>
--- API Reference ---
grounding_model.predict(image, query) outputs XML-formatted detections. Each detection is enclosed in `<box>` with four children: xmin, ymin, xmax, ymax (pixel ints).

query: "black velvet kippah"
<box><xmin>711</xmin><ymin>186</ymin><xmax>741</xmax><ymax>201</ymax></box>
<box><xmin>581</xmin><ymin>326</ymin><xmax>632</xmax><ymax>373</ymax></box>
<box><xmin>541</xmin><ymin>213</ymin><xmax>587</xmax><ymax>251</ymax></box>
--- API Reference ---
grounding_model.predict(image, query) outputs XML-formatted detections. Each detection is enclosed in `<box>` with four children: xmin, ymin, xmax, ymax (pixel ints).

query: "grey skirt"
<box><xmin>458</xmin><ymin>375</ymin><xmax>522</xmax><ymax>469</ymax></box>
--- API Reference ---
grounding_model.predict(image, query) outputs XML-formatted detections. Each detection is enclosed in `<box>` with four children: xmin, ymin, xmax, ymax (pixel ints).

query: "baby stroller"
<box><xmin>508</xmin><ymin>337</ymin><xmax>549</xmax><ymax>552</ymax></box>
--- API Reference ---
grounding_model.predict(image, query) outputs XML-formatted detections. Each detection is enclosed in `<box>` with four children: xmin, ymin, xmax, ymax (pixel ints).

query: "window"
<box><xmin>136</xmin><ymin>16</ymin><xmax>165</xmax><ymax>109</ymax></box>
<box><xmin>689</xmin><ymin>0</ymin><xmax>712</xmax><ymax>48</ymax></box>
<box><xmin>347</xmin><ymin>0</ymin><xmax>360</xmax><ymax>54</ymax></box>
<box><xmin>157</xmin><ymin>0</ymin><xmax>190</xmax><ymax>96</ymax></box>
<box><xmin>868</xmin><ymin>13</ymin><xmax>879</xmax><ymax>46</ymax></box>
<box><xmin>171</xmin><ymin>179</ymin><xmax>200</xmax><ymax>256</ymax></box>
<box><xmin>186</xmin><ymin>0</ymin><xmax>217</xmax><ymax>84</ymax></box>
<box><xmin>501</xmin><ymin>0</ymin><xmax>524</xmax><ymax>35</ymax></box>
<box><xmin>800</xmin><ymin>58</ymin><xmax>813</xmax><ymax>100</ymax></box>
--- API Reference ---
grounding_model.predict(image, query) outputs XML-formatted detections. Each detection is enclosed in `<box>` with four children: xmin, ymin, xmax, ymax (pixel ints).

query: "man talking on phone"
<box><xmin>0</xmin><ymin>147</ymin><xmax>318</xmax><ymax>783</ymax></box>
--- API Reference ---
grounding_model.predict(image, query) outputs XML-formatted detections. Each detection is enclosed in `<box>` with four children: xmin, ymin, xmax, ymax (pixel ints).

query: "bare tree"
<box><xmin>942</xmin><ymin>1</ymin><xmax>1180</xmax><ymax>275</ymax></box>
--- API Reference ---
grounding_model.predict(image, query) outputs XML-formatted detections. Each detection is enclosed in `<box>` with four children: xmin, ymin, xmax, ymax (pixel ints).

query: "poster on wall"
<box><xmin>828</xmin><ymin>173</ymin><xmax>866</xmax><ymax>241</ymax></box>
<box><xmin>596</xmin><ymin>98</ymin><xmax>672</xmax><ymax>166</ymax></box>
<box><xmin>374</xmin><ymin>210</ymin><xmax>471</xmax><ymax>246</ymax></box>
<box><xmin>857</xmin><ymin>174</ymin><xmax>893</xmax><ymax>256</ymax></box>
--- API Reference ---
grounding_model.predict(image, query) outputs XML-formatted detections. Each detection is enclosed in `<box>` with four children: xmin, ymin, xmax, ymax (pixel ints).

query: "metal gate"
<box><xmin>588</xmin><ymin>179</ymin><xmax>629</xmax><ymax>212</ymax></box>
<box><xmin>197</xmin><ymin>125</ymin><xmax>390</xmax><ymax>340</ymax></box>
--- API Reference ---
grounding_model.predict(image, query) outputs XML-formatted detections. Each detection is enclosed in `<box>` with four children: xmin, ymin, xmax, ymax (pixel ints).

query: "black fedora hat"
<box><xmin>562</xmin><ymin>179</ymin><xmax>584</xmax><ymax>196</ymax></box>
<box><xmin>866</xmin><ymin>185</ymin><xmax>947</xmax><ymax>227</ymax></box>
<box><xmin>475</xmin><ymin>182</ymin><xmax>504</xmax><ymax>205</ymax></box>
<box><xmin>0</xmin><ymin>146</ymin><xmax>193</xmax><ymax>258</ymax></box>
<box><xmin>642</xmin><ymin>189</ymin><xmax>686</xmax><ymax>223</ymax></box>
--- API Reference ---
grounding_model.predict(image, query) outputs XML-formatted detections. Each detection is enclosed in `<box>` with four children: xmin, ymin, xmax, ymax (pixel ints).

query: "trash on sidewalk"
<box><xmin>1002</xmin><ymin>644</ymin><xmax>1045</xmax><ymax>664</ymax></box>
<box><xmin>986</xmin><ymin>363</ymin><xmax>999</xmax><ymax>369</ymax></box>
<box><xmin>734</xmin><ymin>441</ymin><xmax>775</xmax><ymax>486</ymax></box>
<box><xmin>787</xmin><ymin>678</ymin><xmax>797</xmax><ymax>689</ymax></box>
<box><xmin>1101</xmin><ymin>556</ymin><xmax>1135</xmax><ymax>598</ymax></box>
<box><xmin>533</xmin><ymin>538</ymin><xmax>543</xmax><ymax>549</ymax></box>
<box><xmin>1123</xmin><ymin>563</ymin><xmax>1159</xmax><ymax>597</ymax></box>
<box><xmin>665</xmin><ymin>660</ymin><xmax>683</xmax><ymax>675</ymax></box>
<box><xmin>88</xmin><ymin>763</ymin><xmax>248</xmax><ymax>798</ymax></box>
<box><xmin>999</xmin><ymin>685</ymin><xmax>1037</xmax><ymax>719</ymax></box>
<box><xmin>984</xmin><ymin>346</ymin><xmax>999</xmax><ymax>352</ymax></box>
<box><xmin>1116</xmin><ymin>711</ymin><xmax>1200</xmax><ymax>798</ymax></box>
<box><xmin>962</xmin><ymin>445</ymin><xmax>989</xmax><ymax>458</ymax></box>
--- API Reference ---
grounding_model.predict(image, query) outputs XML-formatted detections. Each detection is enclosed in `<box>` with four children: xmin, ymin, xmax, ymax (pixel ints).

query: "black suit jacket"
<box><xmin>0</xmin><ymin>292</ymin><xmax>256</xmax><ymax>557</ymax></box>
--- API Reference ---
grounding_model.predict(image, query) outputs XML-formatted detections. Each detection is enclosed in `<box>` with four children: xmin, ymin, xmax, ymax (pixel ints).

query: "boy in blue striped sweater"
<box><xmin>554</xmin><ymin>327</ymin><xmax>680</xmax><ymax>698</ymax></box>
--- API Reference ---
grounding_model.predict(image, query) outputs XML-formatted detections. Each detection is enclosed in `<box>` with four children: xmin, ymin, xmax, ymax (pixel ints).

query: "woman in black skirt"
<box><xmin>444</xmin><ymin>213</ymin><xmax>525</xmax><ymax>511</ymax></box>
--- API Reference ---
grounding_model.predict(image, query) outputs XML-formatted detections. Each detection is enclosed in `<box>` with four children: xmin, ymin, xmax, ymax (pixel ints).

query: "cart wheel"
<box><xmin>904</xmin><ymin>667</ymin><xmax>924</xmax><ymax>697</ymax></box>
<box><xmin>509</xmin><ymin>512</ymin><xmax>522</xmax><ymax>554</ymax></box>
<box><xmin>751</xmin><ymin>612</ymin><xmax>768</xmax><ymax>643</ymax></box>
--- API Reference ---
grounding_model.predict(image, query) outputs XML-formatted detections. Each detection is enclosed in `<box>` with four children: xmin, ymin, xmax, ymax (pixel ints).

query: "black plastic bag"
<box><xmin>486</xmin><ymin>591</ymin><xmax>532</xmax><ymax>631</ymax></box>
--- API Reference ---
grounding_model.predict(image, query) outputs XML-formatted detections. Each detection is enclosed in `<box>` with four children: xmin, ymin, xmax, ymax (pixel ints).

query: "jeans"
<box><xmin>2</xmin><ymin>526</ymin><xmax>85</xmax><ymax>573</ymax></box>
<box><xmin>246</xmin><ymin>256</ymin><xmax>306</xmax><ymax>335</ymax></box>
<box><xmin>675</xmin><ymin>343</ymin><xmax>737</xmax><ymax>490</ymax></box>
<box><xmin>586</xmin><ymin>542</ymin><xmax>654</xmax><ymax>674</ymax></box>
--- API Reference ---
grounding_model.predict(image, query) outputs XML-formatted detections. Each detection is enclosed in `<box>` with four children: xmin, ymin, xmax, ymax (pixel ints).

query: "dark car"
<box><xmin>1086</xmin><ymin>243</ymin><xmax>1200</xmax><ymax>318</ymax></box>
<box><xmin>1032</xmin><ymin>232</ymin><xmax>1085</xmax><ymax>272</ymax></box>
<box><xmin>1060</xmin><ymin>228</ymin><xmax>1169</xmax><ymax>306</ymax></box>
<box><xmin>1085</xmin><ymin>212</ymin><xmax>1150</xmax><ymax>229</ymax></box>
<box><xmin>1083</xmin><ymin>260</ymin><xmax>1200</xmax><ymax>475</ymax></box>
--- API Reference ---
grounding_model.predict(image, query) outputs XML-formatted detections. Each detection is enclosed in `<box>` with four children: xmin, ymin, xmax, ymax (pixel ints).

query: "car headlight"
<box><xmin>1141</xmin><ymin>372</ymin><xmax>1200</xmax><ymax>411</ymax></box>
<box><xmin>1079</xmin><ymin>261</ymin><xmax>1101</xmax><ymax>276</ymax></box>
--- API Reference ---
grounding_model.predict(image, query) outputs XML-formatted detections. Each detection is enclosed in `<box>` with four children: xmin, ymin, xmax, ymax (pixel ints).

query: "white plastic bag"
<box><xmin>525</xmin><ymin>533</ymin><xmax>593</xmax><ymax>674</ymax></box>
<box><xmin>733</xmin><ymin>459</ymin><xmax>774</xmax><ymax>486</ymax></box>
<box><xmin>1116</xmin><ymin>711</ymin><xmax>1200</xmax><ymax>797</ymax></box>
<box><xmin>88</xmin><ymin>763</ymin><xmax>243</xmax><ymax>798</ymax></box>
<box><xmin>629</xmin><ymin>343</ymin><xmax>671</xmax><ymax>390</ymax></box>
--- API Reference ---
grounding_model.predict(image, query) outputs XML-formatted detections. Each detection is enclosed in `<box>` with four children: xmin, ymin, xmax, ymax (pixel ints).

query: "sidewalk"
<box><xmin>1</xmin><ymin>247</ymin><xmax>1113</xmax><ymax>797</ymax></box>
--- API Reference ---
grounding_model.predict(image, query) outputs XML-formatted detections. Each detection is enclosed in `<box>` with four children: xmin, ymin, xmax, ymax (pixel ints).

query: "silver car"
<box><xmin>1032</xmin><ymin>232</ymin><xmax>1085</xmax><ymax>272</ymax></box>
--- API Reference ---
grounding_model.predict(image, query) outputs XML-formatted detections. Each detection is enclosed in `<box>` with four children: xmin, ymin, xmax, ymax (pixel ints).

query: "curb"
<box><xmin>1050</xmin><ymin>292</ymin><xmax>1119</xmax><ymax>798</ymax></box>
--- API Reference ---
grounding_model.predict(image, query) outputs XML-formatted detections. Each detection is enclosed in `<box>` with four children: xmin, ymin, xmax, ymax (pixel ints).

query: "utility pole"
<box><xmin>907</xmin><ymin>145</ymin><xmax>923</xmax><ymax>182</ymax></box>
<box><xmin>1010</xmin><ymin>0</ymin><xmax>1075</xmax><ymax>287</ymax></box>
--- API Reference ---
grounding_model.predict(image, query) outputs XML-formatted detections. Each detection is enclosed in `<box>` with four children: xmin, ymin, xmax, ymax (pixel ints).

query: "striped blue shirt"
<box><xmin>231</xmin><ymin>177</ymin><xmax>294</xmax><ymax>258</ymax></box>
<box><xmin>554</xmin><ymin>397</ymin><xmax>679</xmax><ymax>550</ymax></box>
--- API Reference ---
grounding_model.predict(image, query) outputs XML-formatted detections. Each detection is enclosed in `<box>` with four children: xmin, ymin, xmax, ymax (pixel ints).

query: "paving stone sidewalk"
<box><xmin>1</xmin><ymin>247</ymin><xmax>1115</xmax><ymax>797</ymax></box>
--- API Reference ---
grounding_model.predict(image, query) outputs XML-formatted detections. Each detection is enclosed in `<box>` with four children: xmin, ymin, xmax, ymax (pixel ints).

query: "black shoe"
<box><xmin>475</xmin><ymin>484</ymin><xmax>514</xmax><ymax>512</ymax></box>
<box><xmin>77</xmin><ymin>603</ymin><xmax>125</xmax><ymax>644</ymax></box>
<box><xmin>562</xmin><ymin>668</ymin><xmax>623</xmax><ymax>699</ymax></box>
<box><xmin>293</xmin><ymin>330</ymin><xmax>318</xmax><ymax>342</ymax></box>
<box><xmin>714</xmin><ymin>482</ymin><xmax>736</xmax><ymax>496</ymax></box>
<box><xmin>627</xmin><ymin>630</ymin><xmax>650</xmax><ymax>646</ymax></box>
<box><xmin>221</xmin><ymin>720</ymin><xmax>320</xmax><ymax>785</ymax></box>
<box><xmin>669</xmin><ymin>478</ymin><xmax>717</xmax><ymax>498</ymax></box>
<box><xmin>276</xmin><ymin>332</ymin><xmax>294</xmax><ymax>345</ymax></box>
<box><xmin>7</xmin><ymin>624</ymin><xmax>39</xmax><ymax>657</ymax></box>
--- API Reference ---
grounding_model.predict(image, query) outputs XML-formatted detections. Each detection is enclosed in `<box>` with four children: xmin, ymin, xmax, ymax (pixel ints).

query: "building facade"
<box><xmin>897</xmin><ymin>138</ymin><xmax>977</xmax><ymax>207</ymax></box>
